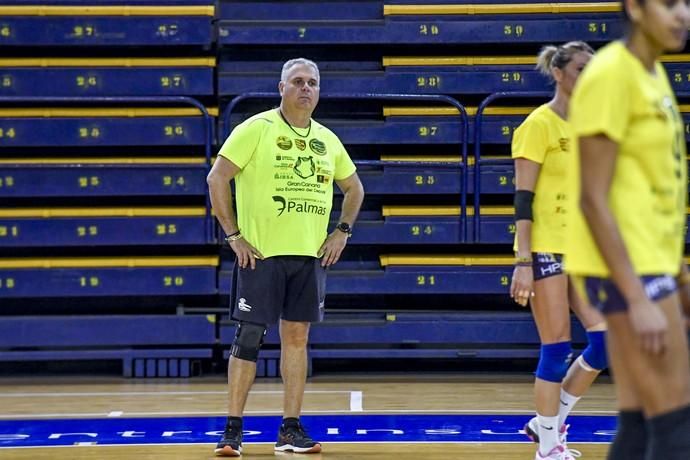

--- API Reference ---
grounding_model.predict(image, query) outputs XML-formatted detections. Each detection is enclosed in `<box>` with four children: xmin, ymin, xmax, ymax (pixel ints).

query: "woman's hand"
<box><xmin>510</xmin><ymin>265</ymin><xmax>534</xmax><ymax>307</ymax></box>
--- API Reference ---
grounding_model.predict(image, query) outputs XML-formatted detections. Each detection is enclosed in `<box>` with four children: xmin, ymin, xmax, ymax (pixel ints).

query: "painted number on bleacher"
<box><xmin>76</xmin><ymin>75</ymin><xmax>99</xmax><ymax>88</ymax></box>
<box><xmin>0</xmin><ymin>176</ymin><xmax>15</xmax><ymax>188</ymax></box>
<box><xmin>410</xmin><ymin>225</ymin><xmax>433</xmax><ymax>237</ymax></box>
<box><xmin>501</xmin><ymin>72</ymin><xmax>523</xmax><ymax>83</ymax></box>
<box><xmin>416</xmin><ymin>275</ymin><xmax>436</xmax><ymax>285</ymax></box>
<box><xmin>418</xmin><ymin>126</ymin><xmax>438</xmax><ymax>137</ymax></box>
<box><xmin>587</xmin><ymin>23</ymin><xmax>608</xmax><ymax>34</ymax></box>
<box><xmin>72</xmin><ymin>25</ymin><xmax>96</xmax><ymax>37</ymax></box>
<box><xmin>417</xmin><ymin>76</ymin><xmax>441</xmax><ymax>88</ymax></box>
<box><xmin>0</xmin><ymin>128</ymin><xmax>16</xmax><ymax>139</ymax></box>
<box><xmin>156</xmin><ymin>24</ymin><xmax>179</xmax><ymax>37</ymax></box>
<box><xmin>79</xmin><ymin>276</ymin><xmax>100</xmax><ymax>287</ymax></box>
<box><xmin>415</xmin><ymin>175</ymin><xmax>436</xmax><ymax>185</ymax></box>
<box><xmin>507</xmin><ymin>224</ymin><xmax>516</xmax><ymax>234</ymax></box>
<box><xmin>79</xmin><ymin>127</ymin><xmax>101</xmax><ymax>139</ymax></box>
<box><xmin>162</xmin><ymin>175</ymin><xmax>186</xmax><ymax>187</ymax></box>
<box><xmin>1</xmin><ymin>75</ymin><xmax>12</xmax><ymax>88</ymax></box>
<box><xmin>78</xmin><ymin>176</ymin><xmax>100</xmax><ymax>188</ymax></box>
<box><xmin>500</xmin><ymin>275</ymin><xmax>509</xmax><ymax>286</ymax></box>
<box><xmin>164</xmin><ymin>125</ymin><xmax>185</xmax><ymax>137</ymax></box>
<box><xmin>501</xmin><ymin>125</ymin><xmax>517</xmax><ymax>137</ymax></box>
<box><xmin>503</xmin><ymin>25</ymin><xmax>524</xmax><ymax>37</ymax></box>
<box><xmin>297</xmin><ymin>27</ymin><xmax>307</xmax><ymax>38</ymax></box>
<box><xmin>498</xmin><ymin>175</ymin><xmax>515</xmax><ymax>187</ymax></box>
<box><xmin>160</xmin><ymin>75</ymin><xmax>185</xmax><ymax>88</ymax></box>
<box><xmin>163</xmin><ymin>276</ymin><xmax>184</xmax><ymax>287</ymax></box>
<box><xmin>0</xmin><ymin>278</ymin><xmax>15</xmax><ymax>289</ymax></box>
<box><xmin>77</xmin><ymin>226</ymin><xmax>98</xmax><ymax>237</ymax></box>
<box><xmin>419</xmin><ymin>24</ymin><xmax>440</xmax><ymax>36</ymax></box>
<box><xmin>156</xmin><ymin>224</ymin><xmax>177</xmax><ymax>236</ymax></box>
<box><xmin>0</xmin><ymin>25</ymin><xmax>11</xmax><ymax>38</ymax></box>
<box><xmin>0</xmin><ymin>225</ymin><xmax>19</xmax><ymax>238</ymax></box>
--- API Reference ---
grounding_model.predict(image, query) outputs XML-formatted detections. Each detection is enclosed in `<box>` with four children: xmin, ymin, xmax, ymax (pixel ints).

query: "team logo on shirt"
<box><xmin>272</xmin><ymin>195</ymin><xmax>327</xmax><ymax>216</ymax></box>
<box><xmin>294</xmin><ymin>156</ymin><xmax>316</xmax><ymax>179</ymax></box>
<box><xmin>309</xmin><ymin>139</ymin><xmax>327</xmax><ymax>156</ymax></box>
<box><xmin>559</xmin><ymin>138</ymin><xmax>570</xmax><ymax>152</ymax></box>
<box><xmin>295</xmin><ymin>139</ymin><xmax>307</xmax><ymax>151</ymax></box>
<box><xmin>276</xmin><ymin>136</ymin><xmax>292</xmax><ymax>150</ymax></box>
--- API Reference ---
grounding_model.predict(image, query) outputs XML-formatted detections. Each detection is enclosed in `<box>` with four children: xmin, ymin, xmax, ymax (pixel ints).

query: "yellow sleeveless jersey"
<box><xmin>512</xmin><ymin>104</ymin><xmax>573</xmax><ymax>253</ymax></box>
<box><xmin>218</xmin><ymin>109</ymin><xmax>357</xmax><ymax>258</ymax></box>
<box><xmin>565</xmin><ymin>41</ymin><xmax>687</xmax><ymax>276</ymax></box>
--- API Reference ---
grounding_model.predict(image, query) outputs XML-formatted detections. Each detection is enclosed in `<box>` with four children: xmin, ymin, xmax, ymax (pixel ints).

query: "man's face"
<box><xmin>279</xmin><ymin>64</ymin><xmax>320</xmax><ymax>112</ymax></box>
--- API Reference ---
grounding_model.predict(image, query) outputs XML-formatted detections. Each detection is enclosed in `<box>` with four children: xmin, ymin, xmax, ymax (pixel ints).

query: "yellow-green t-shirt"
<box><xmin>512</xmin><ymin>104</ymin><xmax>573</xmax><ymax>254</ymax></box>
<box><xmin>565</xmin><ymin>41</ymin><xmax>687</xmax><ymax>277</ymax></box>
<box><xmin>218</xmin><ymin>109</ymin><xmax>357</xmax><ymax>258</ymax></box>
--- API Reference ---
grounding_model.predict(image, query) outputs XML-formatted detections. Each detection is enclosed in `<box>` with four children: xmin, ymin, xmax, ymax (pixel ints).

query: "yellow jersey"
<box><xmin>512</xmin><ymin>103</ymin><xmax>573</xmax><ymax>253</ymax></box>
<box><xmin>565</xmin><ymin>41</ymin><xmax>687</xmax><ymax>276</ymax></box>
<box><xmin>218</xmin><ymin>109</ymin><xmax>357</xmax><ymax>258</ymax></box>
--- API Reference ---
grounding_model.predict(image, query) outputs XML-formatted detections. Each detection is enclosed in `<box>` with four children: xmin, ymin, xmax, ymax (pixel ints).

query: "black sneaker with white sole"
<box><xmin>215</xmin><ymin>420</ymin><xmax>243</xmax><ymax>457</ymax></box>
<box><xmin>274</xmin><ymin>420</ymin><xmax>322</xmax><ymax>453</ymax></box>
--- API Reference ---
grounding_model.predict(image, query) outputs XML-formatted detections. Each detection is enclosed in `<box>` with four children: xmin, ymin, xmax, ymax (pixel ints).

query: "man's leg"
<box><xmin>280</xmin><ymin>319</ymin><xmax>310</xmax><ymax>417</ymax></box>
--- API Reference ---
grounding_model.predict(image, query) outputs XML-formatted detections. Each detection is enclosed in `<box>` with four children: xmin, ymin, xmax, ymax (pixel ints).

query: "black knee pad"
<box><xmin>230</xmin><ymin>322</ymin><xmax>267</xmax><ymax>362</ymax></box>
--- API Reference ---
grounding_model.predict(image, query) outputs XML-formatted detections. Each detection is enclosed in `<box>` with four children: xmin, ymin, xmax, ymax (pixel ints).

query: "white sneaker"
<box><xmin>535</xmin><ymin>445</ymin><xmax>572</xmax><ymax>460</ymax></box>
<box><xmin>525</xmin><ymin>418</ymin><xmax>581</xmax><ymax>458</ymax></box>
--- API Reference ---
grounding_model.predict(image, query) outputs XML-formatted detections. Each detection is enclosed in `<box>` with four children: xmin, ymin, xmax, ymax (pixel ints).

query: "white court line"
<box><xmin>0</xmin><ymin>390</ymin><xmax>352</xmax><ymax>398</ymax></box>
<box><xmin>350</xmin><ymin>391</ymin><xmax>363</xmax><ymax>412</ymax></box>
<box><xmin>0</xmin><ymin>440</ymin><xmax>614</xmax><ymax>450</ymax></box>
<box><xmin>107</xmin><ymin>411</ymin><xmax>123</xmax><ymax>418</ymax></box>
<box><xmin>0</xmin><ymin>408</ymin><xmax>617</xmax><ymax>419</ymax></box>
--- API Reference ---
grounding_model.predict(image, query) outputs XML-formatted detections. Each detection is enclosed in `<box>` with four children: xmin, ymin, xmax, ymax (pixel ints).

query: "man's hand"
<box><xmin>318</xmin><ymin>230</ymin><xmax>349</xmax><ymax>267</ymax></box>
<box><xmin>229</xmin><ymin>238</ymin><xmax>264</xmax><ymax>270</ymax></box>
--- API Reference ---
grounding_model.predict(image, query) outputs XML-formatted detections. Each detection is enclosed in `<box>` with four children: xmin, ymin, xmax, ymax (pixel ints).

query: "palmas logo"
<box><xmin>309</xmin><ymin>139</ymin><xmax>326</xmax><ymax>155</ymax></box>
<box><xmin>276</xmin><ymin>136</ymin><xmax>292</xmax><ymax>150</ymax></box>
<box><xmin>272</xmin><ymin>196</ymin><xmax>327</xmax><ymax>216</ymax></box>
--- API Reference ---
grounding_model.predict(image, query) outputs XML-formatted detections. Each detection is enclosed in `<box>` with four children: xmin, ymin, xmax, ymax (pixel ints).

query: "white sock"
<box><xmin>558</xmin><ymin>388</ymin><xmax>581</xmax><ymax>428</ymax></box>
<box><xmin>537</xmin><ymin>413</ymin><xmax>560</xmax><ymax>454</ymax></box>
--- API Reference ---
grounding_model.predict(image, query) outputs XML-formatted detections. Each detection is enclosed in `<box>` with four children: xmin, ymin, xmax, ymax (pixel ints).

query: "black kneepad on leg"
<box><xmin>230</xmin><ymin>322</ymin><xmax>267</xmax><ymax>362</ymax></box>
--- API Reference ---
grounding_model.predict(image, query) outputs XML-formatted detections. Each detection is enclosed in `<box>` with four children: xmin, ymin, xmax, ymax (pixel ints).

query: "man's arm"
<box><xmin>318</xmin><ymin>172</ymin><xmax>364</xmax><ymax>267</ymax></box>
<box><xmin>207</xmin><ymin>156</ymin><xmax>263</xmax><ymax>269</ymax></box>
<box><xmin>335</xmin><ymin>172</ymin><xmax>364</xmax><ymax>227</ymax></box>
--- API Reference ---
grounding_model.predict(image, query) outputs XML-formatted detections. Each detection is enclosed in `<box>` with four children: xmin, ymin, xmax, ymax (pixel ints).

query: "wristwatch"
<box><xmin>335</xmin><ymin>222</ymin><xmax>352</xmax><ymax>237</ymax></box>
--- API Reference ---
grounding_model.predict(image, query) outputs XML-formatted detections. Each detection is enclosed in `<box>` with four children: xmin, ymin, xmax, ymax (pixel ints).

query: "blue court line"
<box><xmin>0</xmin><ymin>414</ymin><xmax>616</xmax><ymax>448</ymax></box>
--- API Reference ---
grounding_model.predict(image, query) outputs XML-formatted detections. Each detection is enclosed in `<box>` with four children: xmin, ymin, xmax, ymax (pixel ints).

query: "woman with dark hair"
<box><xmin>566</xmin><ymin>0</ymin><xmax>690</xmax><ymax>458</ymax></box>
<box><xmin>510</xmin><ymin>41</ymin><xmax>607</xmax><ymax>460</ymax></box>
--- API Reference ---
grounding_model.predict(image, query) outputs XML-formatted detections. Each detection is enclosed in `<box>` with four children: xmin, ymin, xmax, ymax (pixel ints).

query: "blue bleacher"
<box><xmin>0</xmin><ymin>315</ymin><xmax>215</xmax><ymax>377</ymax></box>
<box><xmin>0</xmin><ymin>106</ymin><xmax>214</xmax><ymax>147</ymax></box>
<box><xmin>218</xmin><ymin>2</ymin><xmax>623</xmax><ymax>45</ymax></box>
<box><xmin>0</xmin><ymin>158</ymin><xmax>208</xmax><ymax>197</ymax></box>
<box><xmin>0</xmin><ymin>256</ymin><xmax>218</xmax><ymax>297</ymax></box>
<box><xmin>0</xmin><ymin>207</ymin><xmax>209</xmax><ymax>247</ymax></box>
<box><xmin>0</xmin><ymin>2</ymin><xmax>214</xmax><ymax>47</ymax></box>
<box><xmin>0</xmin><ymin>58</ymin><xmax>215</xmax><ymax>97</ymax></box>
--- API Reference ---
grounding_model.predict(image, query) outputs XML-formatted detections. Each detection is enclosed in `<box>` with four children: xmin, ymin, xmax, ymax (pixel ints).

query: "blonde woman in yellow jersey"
<box><xmin>567</xmin><ymin>0</ymin><xmax>690</xmax><ymax>458</ymax></box>
<box><xmin>510</xmin><ymin>42</ymin><xmax>608</xmax><ymax>460</ymax></box>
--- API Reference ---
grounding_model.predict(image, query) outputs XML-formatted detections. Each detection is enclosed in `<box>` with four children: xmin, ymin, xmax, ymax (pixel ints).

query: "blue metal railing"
<box><xmin>0</xmin><ymin>96</ymin><xmax>215</xmax><ymax>243</ymax></box>
<box><xmin>222</xmin><ymin>92</ymin><xmax>470</xmax><ymax>241</ymax></box>
<box><xmin>473</xmin><ymin>91</ymin><xmax>551</xmax><ymax>242</ymax></box>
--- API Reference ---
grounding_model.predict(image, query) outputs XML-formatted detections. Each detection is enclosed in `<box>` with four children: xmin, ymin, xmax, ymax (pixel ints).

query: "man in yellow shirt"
<box><xmin>566</xmin><ymin>0</ymin><xmax>690</xmax><ymax>458</ymax></box>
<box><xmin>207</xmin><ymin>58</ymin><xmax>364</xmax><ymax>457</ymax></box>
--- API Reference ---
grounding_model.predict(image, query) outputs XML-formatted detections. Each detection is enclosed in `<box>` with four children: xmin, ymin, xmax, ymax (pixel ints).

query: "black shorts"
<box><xmin>573</xmin><ymin>274</ymin><xmax>677</xmax><ymax>314</ymax></box>
<box><xmin>532</xmin><ymin>252</ymin><xmax>564</xmax><ymax>281</ymax></box>
<box><xmin>230</xmin><ymin>256</ymin><xmax>326</xmax><ymax>325</ymax></box>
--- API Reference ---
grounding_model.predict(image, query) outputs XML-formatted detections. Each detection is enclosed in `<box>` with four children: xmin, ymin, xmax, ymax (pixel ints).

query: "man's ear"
<box><xmin>278</xmin><ymin>81</ymin><xmax>285</xmax><ymax>96</ymax></box>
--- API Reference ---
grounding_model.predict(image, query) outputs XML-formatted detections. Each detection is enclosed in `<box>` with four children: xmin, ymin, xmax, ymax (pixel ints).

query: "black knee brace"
<box><xmin>230</xmin><ymin>322</ymin><xmax>267</xmax><ymax>362</ymax></box>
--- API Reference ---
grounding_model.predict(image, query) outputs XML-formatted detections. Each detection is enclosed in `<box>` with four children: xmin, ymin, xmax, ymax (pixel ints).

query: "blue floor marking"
<box><xmin>0</xmin><ymin>414</ymin><xmax>616</xmax><ymax>448</ymax></box>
